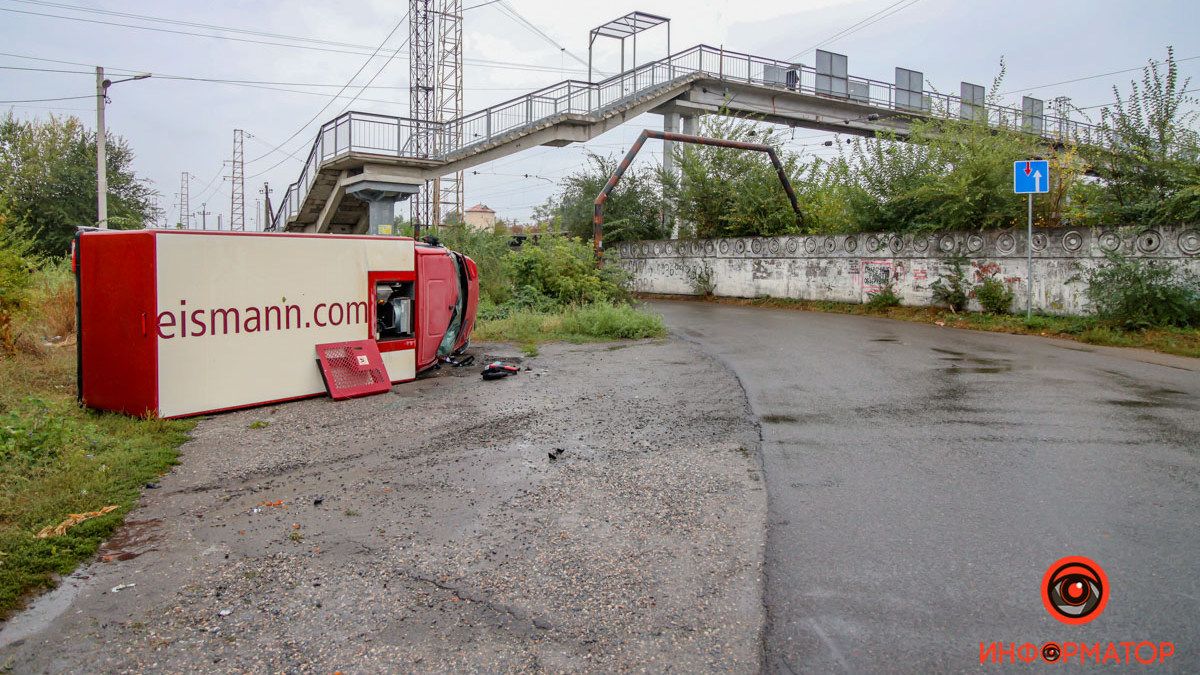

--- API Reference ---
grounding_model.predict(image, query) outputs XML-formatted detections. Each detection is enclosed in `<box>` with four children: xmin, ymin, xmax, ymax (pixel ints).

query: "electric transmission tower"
<box><xmin>409</xmin><ymin>0</ymin><xmax>463</xmax><ymax>231</ymax></box>
<box><xmin>179</xmin><ymin>171</ymin><xmax>191</xmax><ymax>229</ymax></box>
<box><xmin>229</xmin><ymin>129</ymin><xmax>246</xmax><ymax>231</ymax></box>
<box><xmin>433</xmin><ymin>0</ymin><xmax>464</xmax><ymax>227</ymax></box>
<box><xmin>409</xmin><ymin>0</ymin><xmax>435</xmax><ymax>230</ymax></box>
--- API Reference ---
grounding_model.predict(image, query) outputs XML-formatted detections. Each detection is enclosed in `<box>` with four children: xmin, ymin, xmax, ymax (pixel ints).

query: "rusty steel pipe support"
<box><xmin>592</xmin><ymin>129</ymin><xmax>803</xmax><ymax>261</ymax></box>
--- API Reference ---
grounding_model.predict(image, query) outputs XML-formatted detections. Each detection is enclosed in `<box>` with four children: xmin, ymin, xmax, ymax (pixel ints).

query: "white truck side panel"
<box><xmin>155</xmin><ymin>234</ymin><xmax>415</xmax><ymax>417</ymax></box>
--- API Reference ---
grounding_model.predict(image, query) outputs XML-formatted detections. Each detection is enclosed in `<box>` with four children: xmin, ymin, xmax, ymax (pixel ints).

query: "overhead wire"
<box><xmin>0</xmin><ymin>93</ymin><xmax>92</xmax><ymax>103</ymax></box>
<box><xmin>999</xmin><ymin>55</ymin><xmax>1200</xmax><ymax>95</ymax></box>
<box><xmin>0</xmin><ymin>5</ymin><xmax>586</xmax><ymax>75</ymax></box>
<box><xmin>493</xmin><ymin>1</ymin><xmax>591</xmax><ymax>71</ymax></box>
<box><xmin>786</xmin><ymin>0</ymin><xmax>922</xmax><ymax>62</ymax></box>
<box><xmin>244</xmin><ymin>10</ymin><xmax>410</xmax><ymax>171</ymax></box>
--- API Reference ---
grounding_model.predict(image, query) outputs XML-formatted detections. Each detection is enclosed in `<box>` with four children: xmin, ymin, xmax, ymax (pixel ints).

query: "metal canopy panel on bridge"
<box><xmin>590</xmin><ymin>11</ymin><xmax>669</xmax><ymax>39</ymax></box>
<box><xmin>1023</xmin><ymin>96</ymin><xmax>1045</xmax><ymax>135</ymax></box>
<box><xmin>815</xmin><ymin>49</ymin><xmax>848</xmax><ymax>98</ymax></box>
<box><xmin>960</xmin><ymin>82</ymin><xmax>985</xmax><ymax>121</ymax></box>
<box><xmin>895</xmin><ymin>67</ymin><xmax>926</xmax><ymax>111</ymax></box>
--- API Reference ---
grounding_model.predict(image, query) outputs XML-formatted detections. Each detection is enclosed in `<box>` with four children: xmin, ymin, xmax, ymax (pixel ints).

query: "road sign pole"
<box><xmin>1026</xmin><ymin>192</ymin><xmax>1033</xmax><ymax>320</ymax></box>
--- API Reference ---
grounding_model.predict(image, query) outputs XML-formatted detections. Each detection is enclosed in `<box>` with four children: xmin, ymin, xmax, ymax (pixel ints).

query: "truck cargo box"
<box><xmin>74</xmin><ymin>229</ymin><xmax>476</xmax><ymax>418</ymax></box>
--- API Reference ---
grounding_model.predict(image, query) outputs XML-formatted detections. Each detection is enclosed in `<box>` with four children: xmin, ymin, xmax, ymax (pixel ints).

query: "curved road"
<box><xmin>652</xmin><ymin>300</ymin><xmax>1200</xmax><ymax>673</ymax></box>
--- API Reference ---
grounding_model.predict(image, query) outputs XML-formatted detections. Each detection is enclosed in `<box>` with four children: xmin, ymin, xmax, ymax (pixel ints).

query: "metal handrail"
<box><xmin>271</xmin><ymin>43</ymin><xmax>1094</xmax><ymax>230</ymax></box>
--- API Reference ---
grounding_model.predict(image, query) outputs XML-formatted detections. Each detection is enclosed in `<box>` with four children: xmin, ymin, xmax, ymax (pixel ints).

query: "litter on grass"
<box><xmin>35</xmin><ymin>505</ymin><xmax>120</xmax><ymax>539</ymax></box>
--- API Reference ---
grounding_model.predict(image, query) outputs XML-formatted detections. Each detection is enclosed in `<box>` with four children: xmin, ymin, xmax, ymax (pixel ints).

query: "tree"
<box><xmin>0</xmin><ymin>113</ymin><xmax>157</xmax><ymax>256</ymax></box>
<box><xmin>1082</xmin><ymin>47</ymin><xmax>1200</xmax><ymax>225</ymax></box>
<box><xmin>662</xmin><ymin>115</ymin><xmax>805</xmax><ymax>238</ymax></box>
<box><xmin>533</xmin><ymin>152</ymin><xmax>667</xmax><ymax>244</ymax></box>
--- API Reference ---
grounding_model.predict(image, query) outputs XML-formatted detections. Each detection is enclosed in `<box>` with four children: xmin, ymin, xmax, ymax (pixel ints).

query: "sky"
<box><xmin>1</xmin><ymin>0</ymin><xmax>1197</xmax><ymax>228</ymax></box>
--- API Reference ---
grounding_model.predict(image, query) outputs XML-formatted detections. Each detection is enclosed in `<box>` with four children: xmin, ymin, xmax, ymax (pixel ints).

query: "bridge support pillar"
<box><xmin>346</xmin><ymin>181</ymin><xmax>419</xmax><ymax>235</ymax></box>
<box><xmin>662</xmin><ymin>112</ymin><xmax>681</xmax><ymax>238</ymax></box>
<box><xmin>682</xmin><ymin>114</ymin><xmax>699</xmax><ymax>136</ymax></box>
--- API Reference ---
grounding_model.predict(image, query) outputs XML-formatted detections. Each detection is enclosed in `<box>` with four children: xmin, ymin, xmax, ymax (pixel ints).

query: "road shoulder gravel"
<box><xmin>1</xmin><ymin>338</ymin><xmax>766</xmax><ymax>673</ymax></box>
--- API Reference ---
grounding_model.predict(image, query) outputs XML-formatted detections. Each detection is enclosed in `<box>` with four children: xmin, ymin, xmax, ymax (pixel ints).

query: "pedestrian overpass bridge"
<box><xmin>269</xmin><ymin>43</ymin><xmax>1091</xmax><ymax>235</ymax></box>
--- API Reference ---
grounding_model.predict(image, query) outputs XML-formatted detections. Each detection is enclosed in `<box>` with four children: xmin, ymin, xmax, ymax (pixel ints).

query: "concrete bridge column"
<box><xmin>662</xmin><ymin>112</ymin><xmax>681</xmax><ymax>238</ymax></box>
<box><xmin>346</xmin><ymin>181</ymin><xmax>419</xmax><ymax>235</ymax></box>
<box><xmin>682</xmin><ymin>114</ymin><xmax>699</xmax><ymax>135</ymax></box>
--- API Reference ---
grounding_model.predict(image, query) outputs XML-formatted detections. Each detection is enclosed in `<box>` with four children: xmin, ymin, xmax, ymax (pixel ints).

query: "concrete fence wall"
<box><xmin>615</xmin><ymin>226</ymin><xmax>1200</xmax><ymax>315</ymax></box>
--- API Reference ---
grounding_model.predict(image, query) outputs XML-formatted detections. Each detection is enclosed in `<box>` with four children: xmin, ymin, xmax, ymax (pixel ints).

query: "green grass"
<box><xmin>644</xmin><ymin>294</ymin><xmax>1200</xmax><ymax>359</ymax></box>
<box><xmin>0</xmin><ymin>347</ymin><xmax>193</xmax><ymax>618</ymax></box>
<box><xmin>473</xmin><ymin>301</ymin><xmax>667</xmax><ymax>354</ymax></box>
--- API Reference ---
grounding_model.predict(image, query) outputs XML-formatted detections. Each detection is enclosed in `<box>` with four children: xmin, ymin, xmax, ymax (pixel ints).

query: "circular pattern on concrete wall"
<box><xmin>768</xmin><ymin>238</ymin><xmax>781</xmax><ymax>255</ymax></box>
<box><xmin>654</xmin><ymin>242</ymin><xmax>664</xmax><ymax>255</ymax></box>
<box><xmin>1031</xmin><ymin>233</ymin><xmax>1048</xmax><ymax>252</ymax></box>
<box><xmin>719</xmin><ymin>239</ymin><xmax>730</xmax><ymax>254</ymax></box>
<box><xmin>805</xmin><ymin>237</ymin><xmax>818</xmax><ymax>254</ymax></box>
<box><xmin>786</xmin><ymin>238</ymin><xmax>799</xmax><ymax>254</ymax></box>
<box><xmin>913</xmin><ymin>237</ymin><xmax>929</xmax><ymax>253</ymax></box>
<box><xmin>966</xmin><ymin>234</ymin><xmax>984</xmax><ymax>253</ymax></box>
<box><xmin>996</xmin><ymin>232</ymin><xmax>1016</xmax><ymax>254</ymax></box>
<box><xmin>1136</xmin><ymin>229</ymin><xmax>1162</xmax><ymax>253</ymax></box>
<box><xmin>890</xmin><ymin>236</ymin><xmax>905</xmax><ymax>254</ymax></box>
<box><xmin>1098</xmin><ymin>231</ymin><xmax>1121</xmax><ymax>252</ymax></box>
<box><xmin>735</xmin><ymin>239</ymin><xmax>746</xmax><ymax>254</ymax></box>
<box><xmin>619</xmin><ymin>243</ymin><xmax>630</xmax><ymax>257</ymax></box>
<box><xmin>866</xmin><ymin>235</ymin><xmax>882</xmax><ymax>253</ymax></box>
<box><xmin>1061</xmin><ymin>230</ymin><xmax>1084</xmax><ymax>253</ymax></box>
<box><xmin>823</xmin><ymin>236</ymin><xmax>837</xmax><ymax>253</ymax></box>
<box><xmin>704</xmin><ymin>240</ymin><xmax>716</xmax><ymax>255</ymax></box>
<box><xmin>1179</xmin><ymin>229</ymin><xmax>1200</xmax><ymax>255</ymax></box>
<box><xmin>938</xmin><ymin>234</ymin><xmax>957</xmax><ymax>253</ymax></box>
<box><xmin>686</xmin><ymin>241</ymin><xmax>697</xmax><ymax>255</ymax></box>
<box><xmin>844</xmin><ymin>235</ymin><xmax>858</xmax><ymax>253</ymax></box>
<box><xmin>751</xmin><ymin>238</ymin><xmax>763</xmax><ymax>254</ymax></box>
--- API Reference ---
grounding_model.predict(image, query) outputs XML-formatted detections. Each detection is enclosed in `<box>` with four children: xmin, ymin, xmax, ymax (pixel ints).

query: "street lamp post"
<box><xmin>95</xmin><ymin>66</ymin><xmax>150</xmax><ymax>228</ymax></box>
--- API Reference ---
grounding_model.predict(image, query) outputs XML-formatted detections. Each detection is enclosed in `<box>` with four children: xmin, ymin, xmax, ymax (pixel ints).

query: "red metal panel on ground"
<box><xmin>314</xmin><ymin>339</ymin><xmax>392</xmax><ymax>400</ymax></box>
<box><xmin>77</xmin><ymin>231</ymin><xmax>158</xmax><ymax>417</ymax></box>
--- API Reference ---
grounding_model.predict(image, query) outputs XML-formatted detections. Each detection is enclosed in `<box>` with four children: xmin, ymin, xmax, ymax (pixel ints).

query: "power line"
<box><xmin>0</xmin><ymin>55</ymin><xmax>535</xmax><ymax>94</ymax></box>
<box><xmin>999</xmin><ymin>55</ymin><xmax>1200</xmax><ymax>95</ymax></box>
<box><xmin>0</xmin><ymin>93</ymin><xmax>91</xmax><ymax>103</ymax></box>
<box><xmin>246</xmin><ymin>11</ymin><xmax>410</xmax><ymax>174</ymax></box>
<box><xmin>786</xmin><ymin>0</ymin><xmax>922</xmax><ymax>62</ymax></box>
<box><xmin>1075</xmin><ymin>85</ymin><xmax>1200</xmax><ymax>111</ymax></box>
<box><xmin>7</xmin><ymin>0</ymin><xmax>395</xmax><ymax>49</ymax></box>
<box><xmin>494</xmin><ymin>1</ymin><xmax>590</xmax><ymax>70</ymax></box>
<box><xmin>0</xmin><ymin>64</ymin><xmax>93</xmax><ymax>74</ymax></box>
<box><xmin>0</xmin><ymin>6</ymin><xmax>586</xmax><ymax>75</ymax></box>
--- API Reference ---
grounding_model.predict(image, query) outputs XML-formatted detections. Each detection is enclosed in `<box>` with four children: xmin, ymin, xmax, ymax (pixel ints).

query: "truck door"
<box><xmin>415</xmin><ymin>247</ymin><xmax>460</xmax><ymax>371</ymax></box>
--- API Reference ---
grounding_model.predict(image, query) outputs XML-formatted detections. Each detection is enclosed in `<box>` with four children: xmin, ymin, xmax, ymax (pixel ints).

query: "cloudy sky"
<box><xmin>1</xmin><ymin>0</ymin><xmax>1197</xmax><ymax>228</ymax></box>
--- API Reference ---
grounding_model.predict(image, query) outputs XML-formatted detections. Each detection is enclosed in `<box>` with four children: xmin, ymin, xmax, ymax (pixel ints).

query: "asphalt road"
<box><xmin>652</xmin><ymin>300</ymin><xmax>1200</xmax><ymax>673</ymax></box>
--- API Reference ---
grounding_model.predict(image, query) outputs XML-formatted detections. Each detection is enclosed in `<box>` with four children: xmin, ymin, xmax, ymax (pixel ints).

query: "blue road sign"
<box><xmin>1014</xmin><ymin>160</ymin><xmax>1050</xmax><ymax>194</ymax></box>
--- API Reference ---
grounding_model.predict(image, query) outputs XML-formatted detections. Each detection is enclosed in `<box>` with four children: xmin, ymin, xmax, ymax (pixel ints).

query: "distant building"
<box><xmin>464</xmin><ymin>203</ymin><xmax>496</xmax><ymax>231</ymax></box>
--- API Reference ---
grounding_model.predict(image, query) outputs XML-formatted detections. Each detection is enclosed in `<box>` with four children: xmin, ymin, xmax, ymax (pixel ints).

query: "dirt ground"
<box><xmin>0</xmin><ymin>339</ymin><xmax>766</xmax><ymax>673</ymax></box>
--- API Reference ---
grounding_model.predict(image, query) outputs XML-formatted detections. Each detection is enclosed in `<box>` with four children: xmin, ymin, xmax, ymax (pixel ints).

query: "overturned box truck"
<box><xmin>73</xmin><ymin>229</ymin><xmax>479</xmax><ymax>418</ymax></box>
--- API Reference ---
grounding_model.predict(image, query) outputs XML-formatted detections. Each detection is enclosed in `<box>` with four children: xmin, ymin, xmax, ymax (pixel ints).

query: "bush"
<box><xmin>930</xmin><ymin>255</ymin><xmax>970</xmax><ymax>312</ymax></box>
<box><xmin>975</xmin><ymin>276</ymin><xmax>1015</xmax><ymax>314</ymax></box>
<box><xmin>1081</xmin><ymin>251</ymin><xmax>1200</xmax><ymax>329</ymax></box>
<box><xmin>971</xmin><ymin>261</ymin><xmax>1012</xmax><ymax>314</ymax></box>
<box><xmin>504</xmin><ymin>236</ymin><xmax>628</xmax><ymax>306</ymax></box>
<box><xmin>436</xmin><ymin>227</ymin><xmax>514</xmax><ymax>306</ymax></box>
<box><xmin>557</xmin><ymin>302</ymin><xmax>666</xmax><ymax>340</ymax></box>
<box><xmin>684</xmin><ymin>260</ymin><xmax>716</xmax><ymax>297</ymax></box>
<box><xmin>0</xmin><ymin>224</ymin><xmax>40</xmax><ymax>354</ymax></box>
<box><xmin>865</xmin><ymin>282</ymin><xmax>902</xmax><ymax>310</ymax></box>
